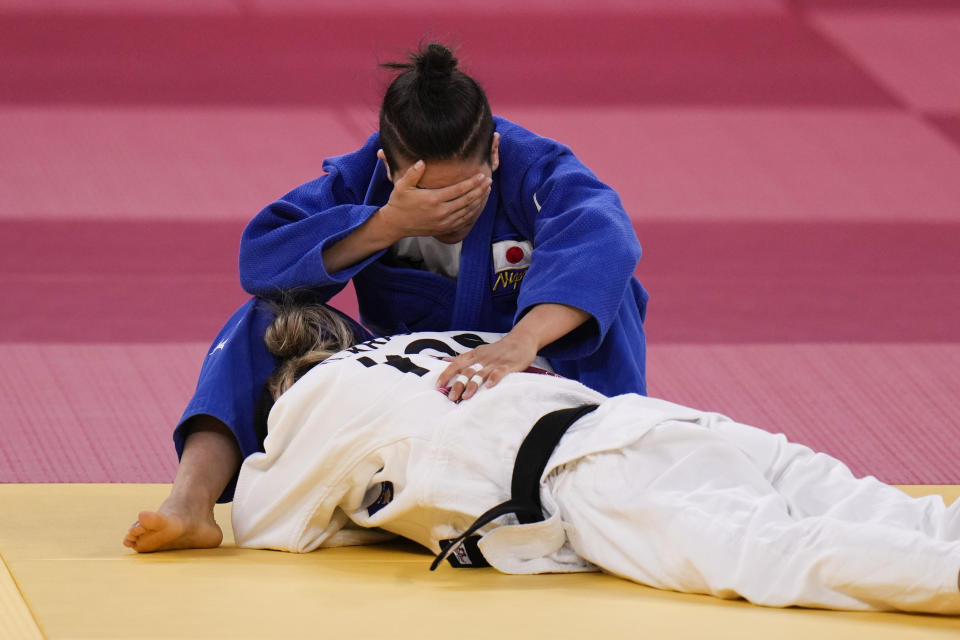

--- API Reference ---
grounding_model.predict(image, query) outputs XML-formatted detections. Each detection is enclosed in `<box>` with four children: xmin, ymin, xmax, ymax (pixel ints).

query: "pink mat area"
<box><xmin>0</xmin><ymin>0</ymin><xmax>238</xmax><ymax>12</ymax></box>
<box><xmin>0</xmin><ymin>344</ymin><xmax>196</xmax><ymax>483</ymax></box>
<box><xmin>812</xmin><ymin>9</ymin><xmax>960</xmax><ymax>111</ymax></box>
<box><xmin>246</xmin><ymin>0</ymin><xmax>787</xmax><ymax>12</ymax></box>
<box><xmin>646</xmin><ymin>343</ymin><xmax>960</xmax><ymax>485</ymax></box>
<box><xmin>639</xmin><ymin>222</ymin><xmax>960</xmax><ymax>343</ymax></box>
<box><xmin>2</xmin><ymin>2</ymin><xmax>959</xmax><ymax>486</ymax></box>
<box><xmin>2</xmin><ymin>342</ymin><xmax>956</xmax><ymax>484</ymax></box>
<box><xmin>928</xmin><ymin>115</ymin><xmax>960</xmax><ymax>150</ymax></box>
<box><xmin>497</xmin><ymin>108</ymin><xmax>960</xmax><ymax>222</ymax></box>
<box><xmin>799</xmin><ymin>1</ymin><xmax>960</xmax><ymax>7</ymax></box>
<box><xmin>6</xmin><ymin>107</ymin><xmax>960</xmax><ymax>223</ymax></box>
<box><xmin>0</xmin><ymin>107</ymin><xmax>369</xmax><ymax>220</ymax></box>
<box><xmin>0</xmin><ymin>10</ymin><xmax>896</xmax><ymax>108</ymax></box>
<box><xmin>3</xmin><ymin>220</ymin><xmax>958</xmax><ymax>344</ymax></box>
<box><xmin>0</xmin><ymin>0</ymin><xmax>787</xmax><ymax>12</ymax></box>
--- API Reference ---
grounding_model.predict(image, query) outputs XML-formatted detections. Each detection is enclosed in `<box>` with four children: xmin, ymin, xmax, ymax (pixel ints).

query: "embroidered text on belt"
<box><xmin>430</xmin><ymin>403</ymin><xmax>600</xmax><ymax>570</ymax></box>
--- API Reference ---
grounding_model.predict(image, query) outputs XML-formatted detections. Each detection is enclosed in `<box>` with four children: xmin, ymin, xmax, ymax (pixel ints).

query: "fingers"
<box><xmin>438</xmin><ymin>356</ymin><xmax>479</xmax><ymax>392</ymax></box>
<box><xmin>396</xmin><ymin>159</ymin><xmax>427</xmax><ymax>189</ymax></box>
<box><xmin>434</xmin><ymin>172</ymin><xmax>489</xmax><ymax>203</ymax></box>
<box><xmin>444</xmin><ymin>362</ymin><xmax>486</xmax><ymax>402</ymax></box>
<box><xmin>444</xmin><ymin>176</ymin><xmax>492</xmax><ymax>215</ymax></box>
<box><xmin>397</xmin><ymin>162</ymin><xmax>488</xmax><ymax>207</ymax></box>
<box><xmin>443</xmin><ymin>194</ymin><xmax>486</xmax><ymax>235</ymax></box>
<box><xmin>437</xmin><ymin>356</ymin><xmax>475</xmax><ymax>389</ymax></box>
<box><xmin>461</xmin><ymin>368</ymin><xmax>487</xmax><ymax>401</ymax></box>
<box><xmin>483</xmin><ymin>368</ymin><xmax>506</xmax><ymax>389</ymax></box>
<box><xmin>388</xmin><ymin>162</ymin><xmax>490</xmax><ymax>237</ymax></box>
<box><xmin>440</xmin><ymin>179</ymin><xmax>490</xmax><ymax>233</ymax></box>
<box><xmin>459</xmin><ymin>363</ymin><xmax>513</xmax><ymax>400</ymax></box>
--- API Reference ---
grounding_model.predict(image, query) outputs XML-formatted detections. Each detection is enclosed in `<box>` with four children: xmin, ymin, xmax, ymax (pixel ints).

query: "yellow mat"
<box><xmin>1</xmin><ymin>485</ymin><xmax>958</xmax><ymax>640</ymax></box>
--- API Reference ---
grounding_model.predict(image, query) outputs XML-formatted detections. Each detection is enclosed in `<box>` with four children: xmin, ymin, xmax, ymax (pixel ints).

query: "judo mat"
<box><xmin>2</xmin><ymin>483</ymin><xmax>959</xmax><ymax>640</ymax></box>
<box><xmin>3</xmin><ymin>0</ymin><xmax>960</xmax><ymax>636</ymax></box>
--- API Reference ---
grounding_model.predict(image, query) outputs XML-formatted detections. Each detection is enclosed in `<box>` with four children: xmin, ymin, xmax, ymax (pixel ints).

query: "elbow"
<box><xmin>238</xmin><ymin>249</ymin><xmax>281</xmax><ymax>298</ymax></box>
<box><xmin>238</xmin><ymin>219</ymin><xmax>285</xmax><ymax>296</ymax></box>
<box><xmin>238</xmin><ymin>245</ymin><xmax>264</xmax><ymax>295</ymax></box>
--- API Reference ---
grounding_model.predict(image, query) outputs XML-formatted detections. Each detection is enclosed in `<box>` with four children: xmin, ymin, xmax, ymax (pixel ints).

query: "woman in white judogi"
<box><xmin>231</xmin><ymin>301</ymin><xmax>960</xmax><ymax>614</ymax></box>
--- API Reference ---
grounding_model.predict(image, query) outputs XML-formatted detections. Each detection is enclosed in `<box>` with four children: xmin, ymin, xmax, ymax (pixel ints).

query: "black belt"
<box><xmin>430</xmin><ymin>403</ymin><xmax>599</xmax><ymax>570</ymax></box>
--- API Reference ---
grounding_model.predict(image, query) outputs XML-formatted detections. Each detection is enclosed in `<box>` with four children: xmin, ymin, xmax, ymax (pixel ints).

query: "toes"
<box><xmin>123</xmin><ymin>516</ymin><xmax>147</xmax><ymax>549</ymax></box>
<box><xmin>123</xmin><ymin>511</ymin><xmax>175</xmax><ymax>553</ymax></box>
<box><xmin>123</xmin><ymin>506</ymin><xmax>222</xmax><ymax>552</ymax></box>
<box><xmin>137</xmin><ymin>510</ymin><xmax>167</xmax><ymax>532</ymax></box>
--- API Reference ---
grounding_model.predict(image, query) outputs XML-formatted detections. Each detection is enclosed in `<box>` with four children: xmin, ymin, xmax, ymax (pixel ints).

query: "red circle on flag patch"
<box><xmin>505</xmin><ymin>246</ymin><xmax>525</xmax><ymax>264</ymax></box>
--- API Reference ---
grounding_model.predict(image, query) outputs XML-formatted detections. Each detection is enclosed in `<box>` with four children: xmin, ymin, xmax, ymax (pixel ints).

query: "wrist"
<box><xmin>512</xmin><ymin>303</ymin><xmax>591</xmax><ymax>352</ymax></box>
<box><xmin>372</xmin><ymin>205</ymin><xmax>405</xmax><ymax>246</ymax></box>
<box><xmin>507</xmin><ymin>322</ymin><xmax>545</xmax><ymax>352</ymax></box>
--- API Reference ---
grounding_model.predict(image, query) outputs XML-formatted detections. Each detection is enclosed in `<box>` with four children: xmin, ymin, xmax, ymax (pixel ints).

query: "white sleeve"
<box><xmin>319</xmin><ymin>510</ymin><xmax>397</xmax><ymax>548</ymax></box>
<box><xmin>230</xmin><ymin>447</ymin><xmax>347</xmax><ymax>552</ymax></box>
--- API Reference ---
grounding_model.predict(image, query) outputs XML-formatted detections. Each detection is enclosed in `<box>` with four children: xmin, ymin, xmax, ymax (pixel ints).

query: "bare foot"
<box><xmin>123</xmin><ymin>502</ymin><xmax>222</xmax><ymax>553</ymax></box>
<box><xmin>124</xmin><ymin>416</ymin><xmax>239</xmax><ymax>553</ymax></box>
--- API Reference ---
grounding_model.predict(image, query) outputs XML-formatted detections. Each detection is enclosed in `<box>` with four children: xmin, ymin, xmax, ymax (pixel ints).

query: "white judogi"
<box><xmin>232</xmin><ymin>331</ymin><xmax>960</xmax><ymax>614</ymax></box>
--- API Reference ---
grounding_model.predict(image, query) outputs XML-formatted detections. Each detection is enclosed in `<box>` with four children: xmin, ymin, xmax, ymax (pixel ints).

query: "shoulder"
<box><xmin>494</xmin><ymin>116</ymin><xmax>572</xmax><ymax>200</ymax></box>
<box><xmin>494</xmin><ymin>116</ymin><xmax>569</xmax><ymax>165</ymax></box>
<box><xmin>320</xmin><ymin>131</ymin><xmax>382</xmax><ymax>182</ymax></box>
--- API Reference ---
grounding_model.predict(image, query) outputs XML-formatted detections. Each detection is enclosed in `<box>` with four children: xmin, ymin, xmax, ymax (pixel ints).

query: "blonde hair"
<box><xmin>263</xmin><ymin>294</ymin><xmax>359</xmax><ymax>400</ymax></box>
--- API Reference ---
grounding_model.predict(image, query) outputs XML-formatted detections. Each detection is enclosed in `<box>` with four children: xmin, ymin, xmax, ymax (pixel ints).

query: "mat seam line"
<box><xmin>0</xmin><ymin>550</ymin><xmax>48</xmax><ymax>640</ymax></box>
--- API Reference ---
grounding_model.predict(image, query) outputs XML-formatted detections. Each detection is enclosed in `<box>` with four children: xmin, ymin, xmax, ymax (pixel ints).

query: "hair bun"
<box><xmin>414</xmin><ymin>43</ymin><xmax>458</xmax><ymax>80</ymax></box>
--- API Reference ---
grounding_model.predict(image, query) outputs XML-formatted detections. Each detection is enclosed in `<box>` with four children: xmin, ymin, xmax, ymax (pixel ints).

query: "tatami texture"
<box><xmin>2</xmin><ymin>342</ymin><xmax>959</xmax><ymax>485</ymax></box>
<box><xmin>0</xmin><ymin>552</ymin><xmax>43</xmax><ymax>640</ymax></box>
<box><xmin>1</xmin><ymin>484</ymin><xmax>958</xmax><ymax>640</ymax></box>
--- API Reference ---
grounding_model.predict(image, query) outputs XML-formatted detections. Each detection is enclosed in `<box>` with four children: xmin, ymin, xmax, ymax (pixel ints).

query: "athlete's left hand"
<box><xmin>437</xmin><ymin>332</ymin><xmax>539</xmax><ymax>402</ymax></box>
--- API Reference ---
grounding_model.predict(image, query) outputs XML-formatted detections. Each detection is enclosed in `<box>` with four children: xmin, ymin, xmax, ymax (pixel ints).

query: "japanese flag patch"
<box><xmin>491</xmin><ymin>239</ymin><xmax>533</xmax><ymax>295</ymax></box>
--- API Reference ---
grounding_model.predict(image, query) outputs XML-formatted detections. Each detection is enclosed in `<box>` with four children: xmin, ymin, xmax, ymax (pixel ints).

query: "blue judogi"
<box><xmin>175</xmin><ymin>297</ymin><xmax>372</xmax><ymax>501</ymax></box>
<box><xmin>177</xmin><ymin>117</ymin><xmax>648</xmax><ymax>501</ymax></box>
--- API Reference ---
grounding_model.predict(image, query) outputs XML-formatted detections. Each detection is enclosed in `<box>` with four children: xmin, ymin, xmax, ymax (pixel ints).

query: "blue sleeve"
<box><xmin>238</xmin><ymin>138</ymin><xmax>388</xmax><ymax>298</ymax></box>
<box><xmin>512</xmin><ymin>147</ymin><xmax>642</xmax><ymax>360</ymax></box>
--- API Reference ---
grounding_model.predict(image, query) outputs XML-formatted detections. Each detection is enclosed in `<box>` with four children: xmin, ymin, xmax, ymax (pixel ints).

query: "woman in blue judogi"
<box><xmin>124</xmin><ymin>43</ymin><xmax>648</xmax><ymax>554</ymax></box>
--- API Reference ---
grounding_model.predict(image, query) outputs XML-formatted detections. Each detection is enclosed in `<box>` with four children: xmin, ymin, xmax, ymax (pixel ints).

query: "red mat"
<box><xmin>6</xmin><ymin>107</ymin><xmax>960</xmax><ymax>222</ymax></box>
<box><xmin>0</xmin><ymin>344</ymin><xmax>197</xmax><ymax>483</ymax></box>
<box><xmin>1</xmin><ymin>1</ymin><xmax>959</xmax><ymax>485</ymax></box>
<box><xmin>0</xmin><ymin>107</ymin><xmax>368</xmax><ymax>220</ymax></box>
<box><xmin>2</xmin><ymin>220</ymin><xmax>958</xmax><ymax>344</ymax></box>
<box><xmin>647</xmin><ymin>344</ymin><xmax>960</xmax><ymax>485</ymax></box>
<box><xmin>2</xmin><ymin>342</ymin><xmax>956</xmax><ymax>484</ymax></box>
<box><xmin>0</xmin><ymin>10</ymin><xmax>896</xmax><ymax>107</ymax></box>
<box><xmin>929</xmin><ymin>115</ymin><xmax>960</xmax><ymax>148</ymax></box>
<box><xmin>812</xmin><ymin>9</ymin><xmax>960</xmax><ymax>111</ymax></box>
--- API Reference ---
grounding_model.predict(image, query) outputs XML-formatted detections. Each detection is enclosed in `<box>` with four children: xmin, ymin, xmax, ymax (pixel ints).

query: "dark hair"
<box><xmin>379</xmin><ymin>42</ymin><xmax>495</xmax><ymax>173</ymax></box>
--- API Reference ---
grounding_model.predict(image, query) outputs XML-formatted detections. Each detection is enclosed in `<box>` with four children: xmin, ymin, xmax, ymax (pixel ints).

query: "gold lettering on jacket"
<box><xmin>492</xmin><ymin>269</ymin><xmax>527</xmax><ymax>293</ymax></box>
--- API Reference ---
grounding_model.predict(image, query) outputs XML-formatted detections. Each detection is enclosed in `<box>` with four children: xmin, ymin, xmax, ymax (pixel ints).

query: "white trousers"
<box><xmin>549</xmin><ymin>412</ymin><xmax>960</xmax><ymax>613</ymax></box>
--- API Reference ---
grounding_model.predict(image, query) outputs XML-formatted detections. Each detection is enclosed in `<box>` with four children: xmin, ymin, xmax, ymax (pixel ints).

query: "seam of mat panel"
<box><xmin>0</xmin><ymin>551</ymin><xmax>46</xmax><ymax>639</ymax></box>
<box><xmin>795</xmin><ymin>11</ymin><xmax>911</xmax><ymax>111</ymax></box>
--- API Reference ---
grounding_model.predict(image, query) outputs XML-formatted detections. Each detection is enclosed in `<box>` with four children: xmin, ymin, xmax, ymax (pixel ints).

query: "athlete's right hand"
<box><xmin>378</xmin><ymin>160</ymin><xmax>492</xmax><ymax>241</ymax></box>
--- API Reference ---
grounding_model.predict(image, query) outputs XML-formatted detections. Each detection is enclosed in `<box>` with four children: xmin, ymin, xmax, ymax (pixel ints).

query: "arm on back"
<box><xmin>501</xmin><ymin>127</ymin><xmax>642</xmax><ymax>360</ymax></box>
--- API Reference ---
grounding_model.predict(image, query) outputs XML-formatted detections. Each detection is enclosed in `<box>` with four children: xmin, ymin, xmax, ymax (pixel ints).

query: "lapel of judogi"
<box><xmin>451</xmin><ymin>180</ymin><xmax>499</xmax><ymax>329</ymax></box>
<box><xmin>363</xmin><ymin>162</ymin><xmax>393</xmax><ymax>206</ymax></box>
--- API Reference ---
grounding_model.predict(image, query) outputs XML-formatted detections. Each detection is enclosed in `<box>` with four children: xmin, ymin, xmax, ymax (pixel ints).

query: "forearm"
<box><xmin>321</xmin><ymin>207</ymin><xmax>401</xmax><ymax>274</ymax></box>
<box><xmin>510</xmin><ymin>303</ymin><xmax>591</xmax><ymax>352</ymax></box>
